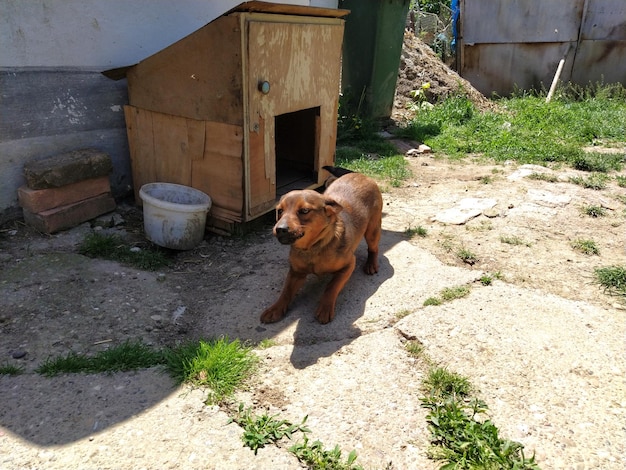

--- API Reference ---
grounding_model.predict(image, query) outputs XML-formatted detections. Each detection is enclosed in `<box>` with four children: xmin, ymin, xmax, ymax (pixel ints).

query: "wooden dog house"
<box><xmin>120</xmin><ymin>2</ymin><xmax>348</xmax><ymax>233</ymax></box>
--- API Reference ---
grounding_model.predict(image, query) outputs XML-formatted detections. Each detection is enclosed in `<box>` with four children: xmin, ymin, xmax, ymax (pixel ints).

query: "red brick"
<box><xmin>23</xmin><ymin>193</ymin><xmax>117</xmax><ymax>234</ymax></box>
<box><xmin>18</xmin><ymin>176</ymin><xmax>111</xmax><ymax>213</ymax></box>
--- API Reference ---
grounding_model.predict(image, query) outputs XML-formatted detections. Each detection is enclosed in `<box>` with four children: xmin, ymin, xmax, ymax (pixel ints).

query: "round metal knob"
<box><xmin>258</xmin><ymin>81</ymin><xmax>270</xmax><ymax>94</ymax></box>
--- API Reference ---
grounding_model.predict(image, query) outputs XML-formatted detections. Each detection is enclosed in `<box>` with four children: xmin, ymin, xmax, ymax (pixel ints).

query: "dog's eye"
<box><xmin>298</xmin><ymin>208</ymin><xmax>310</xmax><ymax>215</ymax></box>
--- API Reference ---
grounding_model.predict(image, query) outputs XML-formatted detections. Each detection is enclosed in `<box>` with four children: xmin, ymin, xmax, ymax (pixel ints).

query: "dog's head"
<box><xmin>273</xmin><ymin>189</ymin><xmax>343</xmax><ymax>249</ymax></box>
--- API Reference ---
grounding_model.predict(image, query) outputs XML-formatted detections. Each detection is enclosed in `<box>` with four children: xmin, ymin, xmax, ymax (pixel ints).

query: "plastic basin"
<box><xmin>139</xmin><ymin>183</ymin><xmax>211</xmax><ymax>250</ymax></box>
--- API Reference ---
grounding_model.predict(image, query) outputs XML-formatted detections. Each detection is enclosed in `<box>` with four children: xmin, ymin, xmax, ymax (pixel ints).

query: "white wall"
<box><xmin>1</xmin><ymin>0</ymin><xmax>336</xmax><ymax>68</ymax></box>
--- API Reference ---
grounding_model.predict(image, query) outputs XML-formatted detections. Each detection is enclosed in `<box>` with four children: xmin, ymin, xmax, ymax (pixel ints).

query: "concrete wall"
<box><xmin>0</xmin><ymin>0</ymin><xmax>337</xmax><ymax>222</ymax></box>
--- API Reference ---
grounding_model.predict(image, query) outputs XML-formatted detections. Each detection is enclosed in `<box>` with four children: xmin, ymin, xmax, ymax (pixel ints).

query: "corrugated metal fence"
<box><xmin>459</xmin><ymin>0</ymin><xmax>626</xmax><ymax>96</ymax></box>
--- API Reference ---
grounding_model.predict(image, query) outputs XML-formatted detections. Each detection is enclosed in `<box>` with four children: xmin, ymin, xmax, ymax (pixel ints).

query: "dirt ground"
<box><xmin>1</xmin><ymin>33</ymin><xmax>625</xmax><ymax>470</ymax></box>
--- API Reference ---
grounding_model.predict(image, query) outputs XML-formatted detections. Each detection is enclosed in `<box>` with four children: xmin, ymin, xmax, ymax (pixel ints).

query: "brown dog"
<box><xmin>260</xmin><ymin>167</ymin><xmax>383</xmax><ymax>324</ymax></box>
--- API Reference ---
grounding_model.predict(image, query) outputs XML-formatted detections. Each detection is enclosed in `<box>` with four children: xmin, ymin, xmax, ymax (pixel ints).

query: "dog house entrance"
<box><xmin>275</xmin><ymin>106</ymin><xmax>320</xmax><ymax>197</ymax></box>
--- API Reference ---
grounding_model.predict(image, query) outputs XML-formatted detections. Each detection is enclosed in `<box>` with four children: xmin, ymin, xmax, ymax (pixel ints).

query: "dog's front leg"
<box><xmin>260</xmin><ymin>268</ymin><xmax>307</xmax><ymax>323</ymax></box>
<box><xmin>315</xmin><ymin>257</ymin><xmax>356</xmax><ymax>324</ymax></box>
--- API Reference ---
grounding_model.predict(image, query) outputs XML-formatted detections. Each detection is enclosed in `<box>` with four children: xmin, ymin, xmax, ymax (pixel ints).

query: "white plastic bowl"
<box><xmin>139</xmin><ymin>183</ymin><xmax>211</xmax><ymax>250</ymax></box>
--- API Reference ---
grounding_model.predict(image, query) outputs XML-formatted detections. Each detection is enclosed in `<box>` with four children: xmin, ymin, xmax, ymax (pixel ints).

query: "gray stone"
<box><xmin>23</xmin><ymin>148</ymin><xmax>113</xmax><ymax>189</ymax></box>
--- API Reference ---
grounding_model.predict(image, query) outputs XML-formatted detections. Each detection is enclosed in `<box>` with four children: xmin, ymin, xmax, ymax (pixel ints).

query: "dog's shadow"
<box><xmin>253</xmin><ymin>229</ymin><xmax>402</xmax><ymax>369</ymax></box>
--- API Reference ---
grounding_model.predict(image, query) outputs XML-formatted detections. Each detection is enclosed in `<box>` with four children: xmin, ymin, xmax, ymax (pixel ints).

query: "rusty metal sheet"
<box><xmin>571</xmin><ymin>40</ymin><xmax>626</xmax><ymax>84</ymax></box>
<box><xmin>461</xmin><ymin>42</ymin><xmax>575</xmax><ymax>97</ymax></box>
<box><xmin>461</xmin><ymin>0</ymin><xmax>584</xmax><ymax>44</ymax></box>
<box><xmin>581</xmin><ymin>0</ymin><xmax>626</xmax><ymax>40</ymax></box>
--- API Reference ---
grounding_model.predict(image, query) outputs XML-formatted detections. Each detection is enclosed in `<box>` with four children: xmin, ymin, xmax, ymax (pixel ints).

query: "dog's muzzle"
<box><xmin>274</xmin><ymin>225</ymin><xmax>303</xmax><ymax>245</ymax></box>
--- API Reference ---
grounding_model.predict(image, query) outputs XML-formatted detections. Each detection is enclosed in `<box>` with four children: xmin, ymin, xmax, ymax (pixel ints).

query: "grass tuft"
<box><xmin>79</xmin><ymin>232</ymin><xmax>171</xmax><ymax>271</ymax></box>
<box><xmin>36</xmin><ymin>341</ymin><xmax>166</xmax><ymax>376</ymax></box>
<box><xmin>569</xmin><ymin>173</ymin><xmax>609</xmax><ymax>190</ymax></box>
<box><xmin>164</xmin><ymin>337</ymin><xmax>258</xmax><ymax>404</ymax></box>
<box><xmin>571</xmin><ymin>239</ymin><xmax>599</xmax><ymax>255</ymax></box>
<box><xmin>594</xmin><ymin>266</ymin><xmax>626</xmax><ymax>297</ymax></box>
<box><xmin>0</xmin><ymin>363</ymin><xmax>24</xmax><ymax>376</ymax></box>
<box><xmin>581</xmin><ymin>205</ymin><xmax>606</xmax><ymax>218</ymax></box>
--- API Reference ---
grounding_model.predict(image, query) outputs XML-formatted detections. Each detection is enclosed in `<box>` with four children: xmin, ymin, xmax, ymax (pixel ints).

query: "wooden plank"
<box><xmin>191</xmin><ymin>121</ymin><xmax>244</xmax><ymax>219</ymax></box>
<box><xmin>151</xmin><ymin>112</ymin><xmax>193</xmax><ymax>187</ymax></box>
<box><xmin>230</xmin><ymin>2</ymin><xmax>349</xmax><ymax>19</ymax></box>
<box><xmin>245</xmin><ymin>18</ymin><xmax>343</xmax><ymax>214</ymax></box>
<box><xmin>124</xmin><ymin>105</ymin><xmax>156</xmax><ymax>202</ymax></box>
<box><xmin>126</xmin><ymin>15</ymin><xmax>243</xmax><ymax>125</ymax></box>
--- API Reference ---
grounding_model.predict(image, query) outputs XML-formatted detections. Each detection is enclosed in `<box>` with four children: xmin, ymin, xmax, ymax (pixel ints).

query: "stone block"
<box><xmin>22</xmin><ymin>193</ymin><xmax>117</xmax><ymax>234</ymax></box>
<box><xmin>18</xmin><ymin>176</ymin><xmax>111</xmax><ymax>213</ymax></box>
<box><xmin>23</xmin><ymin>148</ymin><xmax>113</xmax><ymax>189</ymax></box>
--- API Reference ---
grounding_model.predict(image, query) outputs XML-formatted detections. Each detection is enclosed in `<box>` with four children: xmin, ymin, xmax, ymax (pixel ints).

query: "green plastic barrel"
<box><xmin>339</xmin><ymin>0</ymin><xmax>410</xmax><ymax>120</ymax></box>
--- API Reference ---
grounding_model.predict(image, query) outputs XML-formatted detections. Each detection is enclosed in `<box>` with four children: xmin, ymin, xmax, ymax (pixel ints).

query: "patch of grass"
<box><xmin>457</xmin><ymin>248</ymin><xmax>479</xmax><ymax>265</ymax></box>
<box><xmin>571</xmin><ymin>239</ymin><xmax>599</xmax><ymax>255</ymax></box>
<box><xmin>405</xmin><ymin>340</ymin><xmax>426</xmax><ymax>359</ymax></box>
<box><xmin>0</xmin><ymin>363</ymin><xmax>24</xmax><ymax>376</ymax></box>
<box><xmin>164</xmin><ymin>337</ymin><xmax>258</xmax><ymax>404</ymax></box>
<box><xmin>289</xmin><ymin>436</ymin><xmax>363</xmax><ymax>470</ymax></box>
<box><xmin>256</xmin><ymin>338</ymin><xmax>277</xmax><ymax>349</ymax></box>
<box><xmin>569</xmin><ymin>173</ymin><xmax>609</xmax><ymax>190</ymax></box>
<box><xmin>581</xmin><ymin>204</ymin><xmax>606</xmax><ymax>217</ymax></box>
<box><xmin>335</xmin><ymin>146</ymin><xmax>411</xmax><ymax>188</ymax></box>
<box><xmin>594</xmin><ymin>265</ymin><xmax>626</xmax><ymax>297</ymax></box>
<box><xmin>616</xmin><ymin>175</ymin><xmax>626</xmax><ymax>188</ymax></box>
<box><xmin>36</xmin><ymin>341</ymin><xmax>165</xmax><ymax>376</ymax></box>
<box><xmin>395</xmin><ymin>309</ymin><xmax>413</xmax><ymax>320</ymax></box>
<box><xmin>500</xmin><ymin>235</ymin><xmax>531</xmax><ymax>247</ymax></box>
<box><xmin>572</xmin><ymin>152</ymin><xmax>623</xmax><ymax>173</ymax></box>
<box><xmin>526</xmin><ymin>172</ymin><xmax>559</xmax><ymax>183</ymax></box>
<box><xmin>423</xmin><ymin>297</ymin><xmax>442</xmax><ymax>307</ymax></box>
<box><xmin>229</xmin><ymin>404</ymin><xmax>310</xmax><ymax>455</ymax></box>
<box><xmin>398</xmin><ymin>83</ymin><xmax>626</xmax><ymax>167</ymax></box>
<box><xmin>79</xmin><ymin>232</ymin><xmax>171</xmax><ymax>271</ymax></box>
<box><xmin>421</xmin><ymin>368</ymin><xmax>539</xmax><ymax>469</ymax></box>
<box><xmin>440</xmin><ymin>285</ymin><xmax>471</xmax><ymax>302</ymax></box>
<box><xmin>479</xmin><ymin>275</ymin><xmax>493</xmax><ymax>286</ymax></box>
<box><xmin>406</xmin><ymin>225</ymin><xmax>428</xmax><ymax>238</ymax></box>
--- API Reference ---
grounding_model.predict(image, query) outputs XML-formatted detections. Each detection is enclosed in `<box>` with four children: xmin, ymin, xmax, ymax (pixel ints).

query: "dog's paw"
<box><xmin>364</xmin><ymin>251</ymin><xmax>379</xmax><ymax>275</ymax></box>
<box><xmin>315</xmin><ymin>305</ymin><xmax>335</xmax><ymax>324</ymax></box>
<box><xmin>260</xmin><ymin>305</ymin><xmax>286</xmax><ymax>323</ymax></box>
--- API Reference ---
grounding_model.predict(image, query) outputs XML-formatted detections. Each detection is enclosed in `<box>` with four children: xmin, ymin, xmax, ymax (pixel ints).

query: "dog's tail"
<box><xmin>323</xmin><ymin>166</ymin><xmax>354</xmax><ymax>178</ymax></box>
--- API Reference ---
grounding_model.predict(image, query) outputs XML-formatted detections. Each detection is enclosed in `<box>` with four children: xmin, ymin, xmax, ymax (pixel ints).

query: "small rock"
<box><xmin>483</xmin><ymin>208</ymin><xmax>500</xmax><ymax>218</ymax></box>
<box><xmin>11</xmin><ymin>349</ymin><xmax>27</xmax><ymax>359</ymax></box>
<box><xmin>526</xmin><ymin>189</ymin><xmax>571</xmax><ymax>207</ymax></box>
<box><xmin>130</xmin><ymin>247</ymin><xmax>141</xmax><ymax>253</ymax></box>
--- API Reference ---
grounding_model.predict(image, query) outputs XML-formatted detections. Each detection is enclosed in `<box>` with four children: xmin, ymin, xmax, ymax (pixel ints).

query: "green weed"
<box><xmin>424</xmin><ymin>297</ymin><xmax>443</xmax><ymax>307</ymax></box>
<box><xmin>457</xmin><ymin>248</ymin><xmax>479</xmax><ymax>265</ymax></box>
<box><xmin>594</xmin><ymin>265</ymin><xmax>626</xmax><ymax>297</ymax></box>
<box><xmin>581</xmin><ymin>205</ymin><xmax>606</xmax><ymax>217</ymax></box>
<box><xmin>526</xmin><ymin>172</ymin><xmax>558</xmax><ymax>183</ymax></box>
<box><xmin>421</xmin><ymin>367</ymin><xmax>539</xmax><ymax>469</ymax></box>
<box><xmin>0</xmin><ymin>363</ymin><xmax>24</xmax><ymax>376</ymax></box>
<box><xmin>406</xmin><ymin>225</ymin><xmax>428</xmax><ymax>238</ymax></box>
<box><xmin>36</xmin><ymin>341</ymin><xmax>165</xmax><ymax>376</ymax></box>
<box><xmin>616</xmin><ymin>175</ymin><xmax>626</xmax><ymax>188</ymax></box>
<box><xmin>569</xmin><ymin>173</ymin><xmax>609</xmax><ymax>190</ymax></box>
<box><xmin>500</xmin><ymin>235</ymin><xmax>531</xmax><ymax>247</ymax></box>
<box><xmin>440</xmin><ymin>285</ymin><xmax>471</xmax><ymax>302</ymax></box>
<box><xmin>79</xmin><ymin>232</ymin><xmax>171</xmax><ymax>271</ymax></box>
<box><xmin>571</xmin><ymin>239</ymin><xmax>599</xmax><ymax>255</ymax></box>
<box><xmin>229</xmin><ymin>403</ymin><xmax>310</xmax><ymax>455</ymax></box>
<box><xmin>164</xmin><ymin>337</ymin><xmax>258</xmax><ymax>404</ymax></box>
<box><xmin>289</xmin><ymin>436</ymin><xmax>363</xmax><ymax>470</ymax></box>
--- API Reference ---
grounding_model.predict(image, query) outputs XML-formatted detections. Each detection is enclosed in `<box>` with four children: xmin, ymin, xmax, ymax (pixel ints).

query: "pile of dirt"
<box><xmin>392</xmin><ymin>31</ymin><xmax>494</xmax><ymax>122</ymax></box>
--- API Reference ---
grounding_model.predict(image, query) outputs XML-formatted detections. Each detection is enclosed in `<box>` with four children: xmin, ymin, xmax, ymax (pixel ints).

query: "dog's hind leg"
<box><xmin>363</xmin><ymin>214</ymin><xmax>381</xmax><ymax>275</ymax></box>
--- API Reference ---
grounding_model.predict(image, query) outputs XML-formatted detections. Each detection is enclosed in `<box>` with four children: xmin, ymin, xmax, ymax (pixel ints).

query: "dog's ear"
<box><xmin>324</xmin><ymin>198</ymin><xmax>343</xmax><ymax>217</ymax></box>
